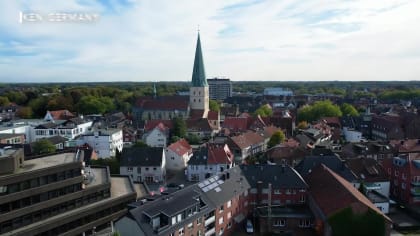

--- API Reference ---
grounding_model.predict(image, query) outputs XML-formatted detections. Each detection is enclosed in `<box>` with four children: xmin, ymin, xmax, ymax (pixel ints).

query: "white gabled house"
<box><xmin>143</xmin><ymin>122</ymin><xmax>169</xmax><ymax>147</ymax></box>
<box><xmin>78</xmin><ymin>128</ymin><xmax>123</xmax><ymax>159</ymax></box>
<box><xmin>120</xmin><ymin>147</ymin><xmax>166</xmax><ymax>183</ymax></box>
<box><xmin>187</xmin><ymin>143</ymin><xmax>234</xmax><ymax>182</ymax></box>
<box><xmin>165</xmin><ymin>139</ymin><xmax>193</xmax><ymax>171</ymax></box>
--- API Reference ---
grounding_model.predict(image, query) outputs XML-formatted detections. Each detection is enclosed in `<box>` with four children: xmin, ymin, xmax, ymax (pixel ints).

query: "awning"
<box><xmin>234</xmin><ymin>213</ymin><xmax>245</xmax><ymax>223</ymax></box>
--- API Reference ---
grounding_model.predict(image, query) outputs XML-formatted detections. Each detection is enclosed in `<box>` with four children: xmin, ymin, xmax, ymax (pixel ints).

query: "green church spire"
<box><xmin>191</xmin><ymin>32</ymin><xmax>208</xmax><ymax>87</ymax></box>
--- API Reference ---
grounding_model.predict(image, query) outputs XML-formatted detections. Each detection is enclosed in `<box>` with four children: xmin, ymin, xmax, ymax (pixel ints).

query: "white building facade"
<box><xmin>79</xmin><ymin>129</ymin><xmax>123</xmax><ymax>158</ymax></box>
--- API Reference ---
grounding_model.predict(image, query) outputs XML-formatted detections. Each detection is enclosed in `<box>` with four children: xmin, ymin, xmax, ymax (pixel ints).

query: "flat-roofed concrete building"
<box><xmin>207</xmin><ymin>77</ymin><xmax>232</xmax><ymax>100</ymax></box>
<box><xmin>0</xmin><ymin>148</ymin><xmax>136</xmax><ymax>236</ymax></box>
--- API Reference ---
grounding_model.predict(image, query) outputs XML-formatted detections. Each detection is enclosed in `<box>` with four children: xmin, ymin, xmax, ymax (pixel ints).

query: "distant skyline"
<box><xmin>1</xmin><ymin>0</ymin><xmax>420</xmax><ymax>83</ymax></box>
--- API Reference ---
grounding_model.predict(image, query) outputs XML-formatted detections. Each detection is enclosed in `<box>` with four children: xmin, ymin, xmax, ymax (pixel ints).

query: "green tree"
<box><xmin>16</xmin><ymin>106</ymin><xmax>33</xmax><ymax>118</ymax></box>
<box><xmin>297</xmin><ymin>121</ymin><xmax>308</xmax><ymax>130</ymax></box>
<box><xmin>268</xmin><ymin>130</ymin><xmax>286</xmax><ymax>148</ymax></box>
<box><xmin>32</xmin><ymin>139</ymin><xmax>56</xmax><ymax>155</ymax></box>
<box><xmin>133</xmin><ymin>141</ymin><xmax>148</xmax><ymax>147</ymax></box>
<box><xmin>254</xmin><ymin>104</ymin><xmax>273</xmax><ymax>117</ymax></box>
<box><xmin>0</xmin><ymin>96</ymin><xmax>10</xmax><ymax>106</ymax></box>
<box><xmin>298</xmin><ymin>100</ymin><xmax>342</xmax><ymax>122</ymax></box>
<box><xmin>172</xmin><ymin>117</ymin><xmax>187</xmax><ymax>138</ymax></box>
<box><xmin>186</xmin><ymin>133</ymin><xmax>200</xmax><ymax>145</ymax></box>
<box><xmin>341</xmin><ymin>103</ymin><xmax>359</xmax><ymax>117</ymax></box>
<box><xmin>209</xmin><ymin>100</ymin><xmax>220</xmax><ymax>112</ymax></box>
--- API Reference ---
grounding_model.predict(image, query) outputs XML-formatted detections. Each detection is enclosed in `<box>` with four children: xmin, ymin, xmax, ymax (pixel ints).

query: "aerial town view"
<box><xmin>1</xmin><ymin>1</ymin><xmax>420</xmax><ymax>236</ymax></box>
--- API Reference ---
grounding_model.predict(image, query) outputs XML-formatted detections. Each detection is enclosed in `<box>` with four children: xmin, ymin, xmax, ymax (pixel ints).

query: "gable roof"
<box><xmin>46</xmin><ymin>110</ymin><xmax>75</xmax><ymax>120</ymax></box>
<box><xmin>240</xmin><ymin>164</ymin><xmax>308</xmax><ymax>189</ymax></box>
<box><xmin>144</xmin><ymin>120</ymin><xmax>173</xmax><ymax>132</ymax></box>
<box><xmin>120</xmin><ymin>147</ymin><xmax>164</xmax><ymax>167</ymax></box>
<box><xmin>188</xmin><ymin>144</ymin><xmax>233</xmax><ymax>165</ymax></box>
<box><xmin>346</xmin><ymin>158</ymin><xmax>389</xmax><ymax>182</ymax></box>
<box><xmin>305</xmin><ymin>164</ymin><xmax>391</xmax><ymax>222</ymax></box>
<box><xmin>295</xmin><ymin>155</ymin><xmax>357</xmax><ymax>182</ymax></box>
<box><xmin>222</xmin><ymin>117</ymin><xmax>250</xmax><ymax>132</ymax></box>
<box><xmin>167</xmin><ymin>139</ymin><xmax>192</xmax><ymax>156</ymax></box>
<box><xmin>229</xmin><ymin>131</ymin><xmax>265</xmax><ymax>149</ymax></box>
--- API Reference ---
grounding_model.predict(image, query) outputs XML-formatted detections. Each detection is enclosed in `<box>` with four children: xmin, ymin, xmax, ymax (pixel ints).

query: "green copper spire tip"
<box><xmin>191</xmin><ymin>32</ymin><xmax>208</xmax><ymax>87</ymax></box>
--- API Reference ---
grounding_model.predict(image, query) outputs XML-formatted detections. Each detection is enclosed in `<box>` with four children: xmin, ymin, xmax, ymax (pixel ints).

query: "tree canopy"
<box><xmin>172</xmin><ymin>117</ymin><xmax>187</xmax><ymax>138</ymax></box>
<box><xmin>268</xmin><ymin>130</ymin><xmax>286</xmax><ymax>148</ymax></box>
<box><xmin>209</xmin><ymin>100</ymin><xmax>220</xmax><ymax>112</ymax></box>
<box><xmin>254</xmin><ymin>104</ymin><xmax>273</xmax><ymax>117</ymax></box>
<box><xmin>32</xmin><ymin>139</ymin><xmax>56</xmax><ymax>155</ymax></box>
<box><xmin>341</xmin><ymin>103</ymin><xmax>359</xmax><ymax>117</ymax></box>
<box><xmin>298</xmin><ymin>100</ymin><xmax>342</xmax><ymax>122</ymax></box>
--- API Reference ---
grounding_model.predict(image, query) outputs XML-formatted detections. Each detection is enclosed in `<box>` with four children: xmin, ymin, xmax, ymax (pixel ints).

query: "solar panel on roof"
<box><xmin>208</xmin><ymin>182</ymin><xmax>218</xmax><ymax>190</ymax></box>
<box><xmin>217</xmin><ymin>180</ymin><xmax>224</xmax><ymax>185</ymax></box>
<box><xmin>202</xmin><ymin>186</ymin><xmax>210</xmax><ymax>192</ymax></box>
<box><xmin>214</xmin><ymin>175</ymin><xmax>219</xmax><ymax>180</ymax></box>
<box><xmin>209</xmin><ymin>177</ymin><xmax>215</xmax><ymax>183</ymax></box>
<box><xmin>198</xmin><ymin>182</ymin><xmax>205</xmax><ymax>188</ymax></box>
<box><xmin>203</xmin><ymin>180</ymin><xmax>210</xmax><ymax>185</ymax></box>
<box><xmin>215</xmin><ymin>187</ymin><xmax>221</xmax><ymax>192</ymax></box>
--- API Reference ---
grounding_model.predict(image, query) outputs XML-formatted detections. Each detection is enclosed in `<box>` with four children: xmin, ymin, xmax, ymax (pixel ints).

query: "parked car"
<box><xmin>246</xmin><ymin>219</ymin><xmax>254</xmax><ymax>233</ymax></box>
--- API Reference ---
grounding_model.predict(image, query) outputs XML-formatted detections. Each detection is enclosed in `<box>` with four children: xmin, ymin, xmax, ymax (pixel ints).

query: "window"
<box><xmin>188</xmin><ymin>223</ymin><xmax>193</xmax><ymax>229</ymax></box>
<box><xmin>227</xmin><ymin>221</ymin><xmax>232</xmax><ymax>229</ymax></box>
<box><xmin>227</xmin><ymin>212</ymin><xmax>231</xmax><ymax>219</ymax></box>
<box><xmin>219</xmin><ymin>216</ymin><xmax>224</xmax><ymax>225</ymax></box>
<box><xmin>178</xmin><ymin>228</ymin><xmax>184</xmax><ymax>236</ymax></box>
<box><xmin>127</xmin><ymin>167</ymin><xmax>133</xmax><ymax>172</ymax></box>
<box><xmin>395</xmin><ymin>170</ymin><xmax>399</xmax><ymax>177</ymax></box>
<box><xmin>300</xmin><ymin>195</ymin><xmax>306</xmax><ymax>203</ymax></box>
<box><xmin>273</xmin><ymin>219</ymin><xmax>286</xmax><ymax>227</ymax></box>
<box><xmin>299</xmin><ymin>219</ymin><xmax>311</xmax><ymax>228</ymax></box>
<box><xmin>219</xmin><ymin>205</ymin><xmax>224</xmax><ymax>212</ymax></box>
<box><xmin>285</xmin><ymin>189</ymin><xmax>291</xmax><ymax>195</ymax></box>
<box><xmin>197</xmin><ymin>217</ymin><xmax>202</xmax><ymax>225</ymax></box>
<box><xmin>274</xmin><ymin>189</ymin><xmax>281</xmax><ymax>195</ymax></box>
<box><xmin>146</xmin><ymin>167</ymin><xmax>149</xmax><ymax>171</ymax></box>
<box><xmin>402</xmin><ymin>183</ymin><xmax>406</xmax><ymax>189</ymax></box>
<box><xmin>402</xmin><ymin>173</ymin><xmax>406</xmax><ymax>180</ymax></box>
<box><xmin>177</xmin><ymin>213</ymin><xmax>182</xmax><ymax>222</ymax></box>
<box><xmin>153</xmin><ymin>167</ymin><xmax>157</xmax><ymax>171</ymax></box>
<box><xmin>219</xmin><ymin>227</ymin><xmax>224</xmax><ymax>235</ymax></box>
<box><xmin>172</xmin><ymin>216</ymin><xmax>176</xmax><ymax>225</ymax></box>
<box><xmin>227</xmin><ymin>200</ymin><xmax>232</xmax><ymax>208</ymax></box>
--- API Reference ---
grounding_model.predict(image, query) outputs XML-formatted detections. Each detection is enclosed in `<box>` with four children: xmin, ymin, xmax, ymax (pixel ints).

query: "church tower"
<box><xmin>190</xmin><ymin>32</ymin><xmax>209</xmax><ymax>118</ymax></box>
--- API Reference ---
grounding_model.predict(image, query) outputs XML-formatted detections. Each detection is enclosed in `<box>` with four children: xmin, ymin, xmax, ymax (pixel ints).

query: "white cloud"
<box><xmin>0</xmin><ymin>0</ymin><xmax>419</xmax><ymax>82</ymax></box>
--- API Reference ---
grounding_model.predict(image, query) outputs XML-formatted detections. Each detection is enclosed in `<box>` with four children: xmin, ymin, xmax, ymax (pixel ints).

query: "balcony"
<box><xmin>411</xmin><ymin>188</ymin><xmax>420</xmax><ymax>196</ymax></box>
<box><xmin>205</xmin><ymin>227</ymin><xmax>215</xmax><ymax>236</ymax></box>
<box><xmin>412</xmin><ymin>181</ymin><xmax>420</xmax><ymax>186</ymax></box>
<box><xmin>205</xmin><ymin>215</ymin><xmax>215</xmax><ymax>226</ymax></box>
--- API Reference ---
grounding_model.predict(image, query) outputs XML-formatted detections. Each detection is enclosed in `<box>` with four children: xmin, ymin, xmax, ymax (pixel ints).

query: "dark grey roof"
<box><xmin>142</xmin><ymin>187</ymin><xmax>202</xmax><ymax>217</ymax></box>
<box><xmin>120</xmin><ymin>147</ymin><xmax>163</xmax><ymax>167</ymax></box>
<box><xmin>187</xmin><ymin>146</ymin><xmax>208</xmax><ymax>165</ymax></box>
<box><xmin>35</xmin><ymin>122</ymin><xmax>58</xmax><ymax>129</ymax></box>
<box><xmin>239</xmin><ymin>164</ymin><xmax>308</xmax><ymax>189</ymax></box>
<box><xmin>200</xmin><ymin>166</ymin><xmax>251</xmax><ymax>207</ymax></box>
<box><xmin>295</xmin><ymin>155</ymin><xmax>357</xmax><ymax>182</ymax></box>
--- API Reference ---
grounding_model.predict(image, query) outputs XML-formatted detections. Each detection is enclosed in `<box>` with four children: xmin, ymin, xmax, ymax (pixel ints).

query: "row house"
<box><xmin>33</xmin><ymin>117</ymin><xmax>92</xmax><ymax>141</ymax></box>
<box><xmin>0</xmin><ymin>133</ymin><xmax>25</xmax><ymax>144</ymax></box>
<box><xmin>340</xmin><ymin>141</ymin><xmax>394</xmax><ymax>165</ymax></box>
<box><xmin>346</xmin><ymin>158</ymin><xmax>391</xmax><ymax>213</ymax></box>
<box><xmin>120</xmin><ymin>147</ymin><xmax>166</xmax><ymax>183</ymax></box>
<box><xmin>77</xmin><ymin>128</ymin><xmax>123</xmax><ymax>158</ymax></box>
<box><xmin>371</xmin><ymin>114</ymin><xmax>404</xmax><ymax>141</ymax></box>
<box><xmin>165</xmin><ymin>139</ymin><xmax>193</xmax><ymax>171</ymax></box>
<box><xmin>227</xmin><ymin>131</ymin><xmax>266</xmax><ymax>163</ymax></box>
<box><xmin>187</xmin><ymin>144</ymin><xmax>234</xmax><ymax>182</ymax></box>
<box><xmin>115</xmin><ymin>166</ymin><xmax>251</xmax><ymax>236</ymax></box>
<box><xmin>379</xmin><ymin>139</ymin><xmax>420</xmax><ymax>205</ymax></box>
<box><xmin>305</xmin><ymin>164</ymin><xmax>392</xmax><ymax>236</ymax></box>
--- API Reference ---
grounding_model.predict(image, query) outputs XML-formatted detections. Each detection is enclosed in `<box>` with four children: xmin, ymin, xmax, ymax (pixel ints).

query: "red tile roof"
<box><xmin>229</xmin><ymin>131</ymin><xmax>265</xmax><ymax>149</ymax></box>
<box><xmin>305</xmin><ymin>164</ymin><xmax>391</xmax><ymax>222</ymax></box>
<box><xmin>144</xmin><ymin>120</ymin><xmax>173</xmax><ymax>132</ymax></box>
<box><xmin>167</xmin><ymin>139</ymin><xmax>192</xmax><ymax>156</ymax></box>
<box><xmin>207</xmin><ymin>110</ymin><xmax>219</xmax><ymax>120</ymax></box>
<box><xmin>48</xmin><ymin>110</ymin><xmax>75</xmax><ymax>120</ymax></box>
<box><xmin>222</xmin><ymin>117</ymin><xmax>251</xmax><ymax>132</ymax></box>
<box><xmin>207</xmin><ymin>143</ymin><xmax>233</xmax><ymax>165</ymax></box>
<box><xmin>389</xmin><ymin>139</ymin><xmax>420</xmax><ymax>153</ymax></box>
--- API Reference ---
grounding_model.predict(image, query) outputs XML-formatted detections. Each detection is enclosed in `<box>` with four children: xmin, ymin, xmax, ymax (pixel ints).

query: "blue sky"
<box><xmin>0</xmin><ymin>0</ymin><xmax>420</xmax><ymax>83</ymax></box>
